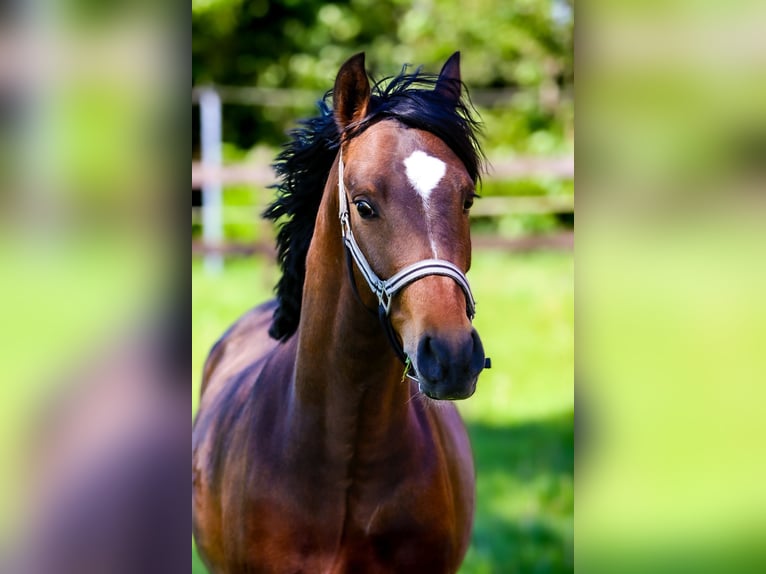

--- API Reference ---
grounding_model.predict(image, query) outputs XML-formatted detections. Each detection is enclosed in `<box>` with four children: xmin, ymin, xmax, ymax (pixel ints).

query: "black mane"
<box><xmin>263</xmin><ymin>66</ymin><xmax>484</xmax><ymax>341</ymax></box>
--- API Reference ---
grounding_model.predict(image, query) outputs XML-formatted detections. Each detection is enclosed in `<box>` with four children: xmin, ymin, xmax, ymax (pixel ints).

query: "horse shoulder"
<box><xmin>200</xmin><ymin>299</ymin><xmax>280</xmax><ymax>397</ymax></box>
<box><xmin>194</xmin><ymin>299</ymin><xmax>289</xmax><ymax>571</ymax></box>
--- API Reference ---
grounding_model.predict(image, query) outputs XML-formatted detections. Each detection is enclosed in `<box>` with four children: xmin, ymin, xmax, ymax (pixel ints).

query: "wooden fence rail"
<box><xmin>192</xmin><ymin>87</ymin><xmax>573</xmax><ymax>270</ymax></box>
<box><xmin>192</xmin><ymin>157</ymin><xmax>574</xmax><ymax>189</ymax></box>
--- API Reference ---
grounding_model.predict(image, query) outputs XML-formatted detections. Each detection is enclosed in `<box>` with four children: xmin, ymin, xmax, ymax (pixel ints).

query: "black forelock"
<box><xmin>349</xmin><ymin>69</ymin><xmax>484</xmax><ymax>183</ymax></box>
<box><xmin>263</xmin><ymin>65</ymin><xmax>484</xmax><ymax>341</ymax></box>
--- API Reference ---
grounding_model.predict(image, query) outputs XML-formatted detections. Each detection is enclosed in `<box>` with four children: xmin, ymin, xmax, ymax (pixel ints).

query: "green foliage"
<box><xmin>192</xmin><ymin>0</ymin><xmax>573</xmax><ymax>152</ymax></box>
<box><xmin>192</xmin><ymin>250</ymin><xmax>574</xmax><ymax>572</ymax></box>
<box><xmin>193</xmin><ymin>1</ymin><xmax>574</xmax><ymax>244</ymax></box>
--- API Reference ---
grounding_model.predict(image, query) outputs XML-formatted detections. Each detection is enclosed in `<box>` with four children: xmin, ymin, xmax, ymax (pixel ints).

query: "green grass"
<box><xmin>192</xmin><ymin>250</ymin><xmax>573</xmax><ymax>573</ymax></box>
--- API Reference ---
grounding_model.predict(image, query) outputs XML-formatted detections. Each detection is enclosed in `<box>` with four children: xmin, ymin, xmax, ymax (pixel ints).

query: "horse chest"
<box><xmin>230</xmin><ymin>484</ymin><xmax>458</xmax><ymax>574</ymax></box>
<box><xmin>195</xmin><ymin>372</ymin><xmax>473</xmax><ymax>573</ymax></box>
<box><xmin>242</xmin><ymin>497</ymin><xmax>459</xmax><ymax>574</ymax></box>
<box><xmin>232</xmin><ymin>431</ymin><xmax>465</xmax><ymax>572</ymax></box>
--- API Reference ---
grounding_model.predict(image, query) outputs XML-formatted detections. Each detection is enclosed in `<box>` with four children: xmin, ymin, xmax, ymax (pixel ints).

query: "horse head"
<box><xmin>333</xmin><ymin>52</ymin><xmax>487</xmax><ymax>400</ymax></box>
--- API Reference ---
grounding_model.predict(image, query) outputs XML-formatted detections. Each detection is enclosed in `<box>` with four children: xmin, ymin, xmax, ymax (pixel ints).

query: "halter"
<box><xmin>338</xmin><ymin>151</ymin><xmax>488</xmax><ymax>380</ymax></box>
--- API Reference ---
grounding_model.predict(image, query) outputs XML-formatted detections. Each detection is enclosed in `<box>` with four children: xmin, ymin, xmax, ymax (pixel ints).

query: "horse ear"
<box><xmin>333</xmin><ymin>53</ymin><xmax>370</xmax><ymax>132</ymax></box>
<box><xmin>435</xmin><ymin>51</ymin><xmax>462</xmax><ymax>104</ymax></box>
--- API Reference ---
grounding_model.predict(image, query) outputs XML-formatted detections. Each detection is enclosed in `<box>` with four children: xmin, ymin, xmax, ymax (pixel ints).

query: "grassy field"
<box><xmin>192</xmin><ymin>249</ymin><xmax>574</xmax><ymax>573</ymax></box>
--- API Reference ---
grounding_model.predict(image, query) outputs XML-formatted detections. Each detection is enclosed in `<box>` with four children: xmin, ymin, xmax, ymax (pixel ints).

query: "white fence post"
<box><xmin>199</xmin><ymin>88</ymin><xmax>223</xmax><ymax>274</ymax></box>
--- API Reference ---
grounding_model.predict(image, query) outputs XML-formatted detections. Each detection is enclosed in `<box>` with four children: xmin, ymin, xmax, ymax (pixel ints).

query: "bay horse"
<box><xmin>193</xmin><ymin>52</ymin><xmax>488</xmax><ymax>574</ymax></box>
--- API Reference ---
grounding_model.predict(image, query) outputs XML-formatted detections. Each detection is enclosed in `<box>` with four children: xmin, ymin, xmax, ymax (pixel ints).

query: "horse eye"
<box><xmin>463</xmin><ymin>196</ymin><xmax>475</xmax><ymax>212</ymax></box>
<box><xmin>354</xmin><ymin>200</ymin><xmax>376</xmax><ymax>219</ymax></box>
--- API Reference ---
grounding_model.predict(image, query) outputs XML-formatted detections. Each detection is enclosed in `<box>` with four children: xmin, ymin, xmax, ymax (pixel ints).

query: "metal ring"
<box><xmin>378</xmin><ymin>290</ymin><xmax>392</xmax><ymax>315</ymax></box>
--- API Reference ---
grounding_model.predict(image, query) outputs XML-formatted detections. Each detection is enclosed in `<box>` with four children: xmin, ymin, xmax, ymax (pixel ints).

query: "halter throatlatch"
<box><xmin>338</xmin><ymin>152</ymin><xmax>488</xmax><ymax>380</ymax></box>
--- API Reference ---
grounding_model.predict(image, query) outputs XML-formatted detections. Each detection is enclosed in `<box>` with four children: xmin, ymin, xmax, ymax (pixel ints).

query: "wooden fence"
<box><xmin>192</xmin><ymin>87</ymin><xmax>574</xmax><ymax>270</ymax></box>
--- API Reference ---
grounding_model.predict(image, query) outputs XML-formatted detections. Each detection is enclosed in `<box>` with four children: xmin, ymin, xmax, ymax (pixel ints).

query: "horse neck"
<box><xmin>291</xmin><ymin>158</ymin><xmax>411</xmax><ymax>449</ymax></box>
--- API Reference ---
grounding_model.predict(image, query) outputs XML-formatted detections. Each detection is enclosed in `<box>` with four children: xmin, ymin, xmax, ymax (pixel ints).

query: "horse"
<box><xmin>193</xmin><ymin>52</ymin><xmax>489</xmax><ymax>574</ymax></box>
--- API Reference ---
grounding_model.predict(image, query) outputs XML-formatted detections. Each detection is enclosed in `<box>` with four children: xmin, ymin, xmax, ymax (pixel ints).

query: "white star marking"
<box><xmin>404</xmin><ymin>150</ymin><xmax>446</xmax><ymax>256</ymax></box>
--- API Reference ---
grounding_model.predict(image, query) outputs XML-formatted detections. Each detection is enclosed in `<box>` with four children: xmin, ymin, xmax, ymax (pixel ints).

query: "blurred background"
<box><xmin>0</xmin><ymin>2</ymin><xmax>188</xmax><ymax>573</ymax></box>
<box><xmin>579</xmin><ymin>2</ymin><xmax>766</xmax><ymax>572</ymax></box>
<box><xmin>191</xmin><ymin>1</ymin><xmax>574</xmax><ymax>573</ymax></box>
<box><xmin>8</xmin><ymin>1</ymin><xmax>762</xmax><ymax>573</ymax></box>
<box><xmin>191</xmin><ymin>0</ymin><xmax>575</xmax><ymax>260</ymax></box>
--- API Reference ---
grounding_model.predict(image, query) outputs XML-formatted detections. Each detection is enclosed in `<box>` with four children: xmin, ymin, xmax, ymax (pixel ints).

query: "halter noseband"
<box><xmin>338</xmin><ymin>151</ymin><xmax>484</xmax><ymax>379</ymax></box>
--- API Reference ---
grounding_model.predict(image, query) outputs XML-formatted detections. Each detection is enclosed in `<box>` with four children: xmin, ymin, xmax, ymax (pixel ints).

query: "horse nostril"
<box><xmin>417</xmin><ymin>336</ymin><xmax>445</xmax><ymax>381</ymax></box>
<box><xmin>416</xmin><ymin>331</ymin><xmax>485</xmax><ymax>386</ymax></box>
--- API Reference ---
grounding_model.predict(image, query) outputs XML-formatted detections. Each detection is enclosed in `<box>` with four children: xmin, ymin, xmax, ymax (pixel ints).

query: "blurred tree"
<box><xmin>192</xmin><ymin>0</ymin><xmax>573</xmax><ymax>153</ymax></box>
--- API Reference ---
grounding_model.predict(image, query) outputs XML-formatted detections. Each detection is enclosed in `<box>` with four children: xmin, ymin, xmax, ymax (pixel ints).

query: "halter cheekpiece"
<box><xmin>338</xmin><ymin>150</ymin><xmax>486</xmax><ymax>380</ymax></box>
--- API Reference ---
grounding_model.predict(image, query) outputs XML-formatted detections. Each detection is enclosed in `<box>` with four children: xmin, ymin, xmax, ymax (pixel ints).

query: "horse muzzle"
<box><xmin>413</xmin><ymin>328</ymin><xmax>485</xmax><ymax>400</ymax></box>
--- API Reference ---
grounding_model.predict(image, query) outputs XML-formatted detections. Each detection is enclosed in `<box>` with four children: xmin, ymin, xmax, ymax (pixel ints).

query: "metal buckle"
<box><xmin>339</xmin><ymin>211</ymin><xmax>351</xmax><ymax>238</ymax></box>
<box><xmin>378</xmin><ymin>290</ymin><xmax>392</xmax><ymax>315</ymax></box>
